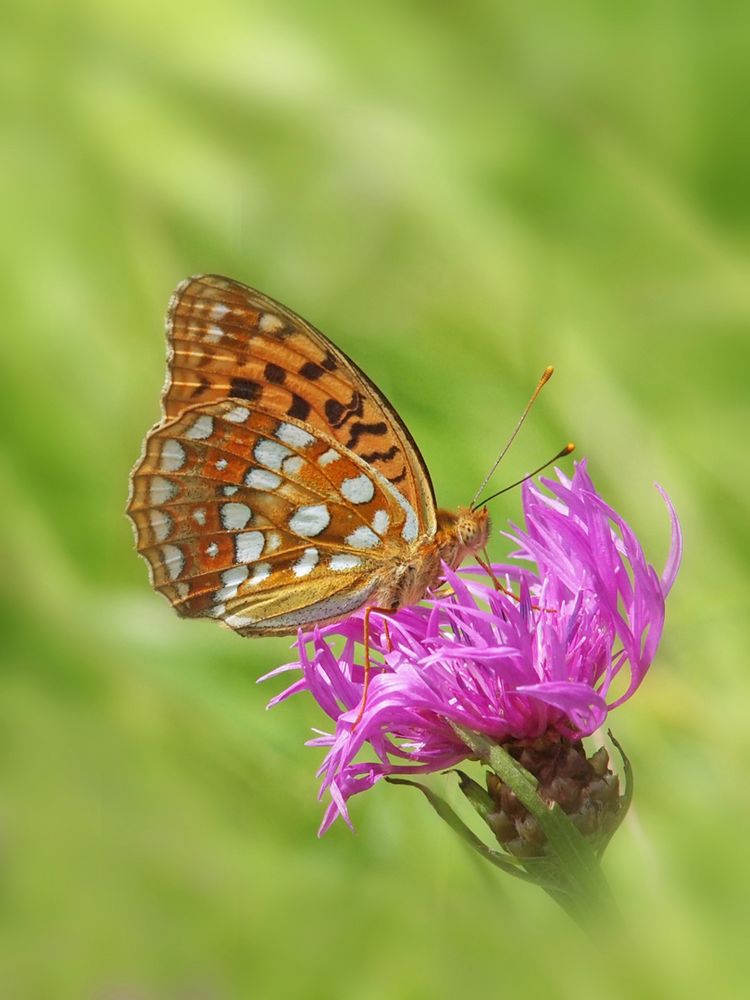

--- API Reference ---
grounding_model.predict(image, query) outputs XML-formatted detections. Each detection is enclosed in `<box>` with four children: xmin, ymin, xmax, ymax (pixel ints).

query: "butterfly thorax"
<box><xmin>372</xmin><ymin>506</ymin><xmax>490</xmax><ymax>612</ymax></box>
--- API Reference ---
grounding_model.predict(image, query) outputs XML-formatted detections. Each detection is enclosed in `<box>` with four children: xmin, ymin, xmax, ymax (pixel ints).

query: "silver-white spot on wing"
<box><xmin>293</xmin><ymin>547</ymin><xmax>319</xmax><ymax>577</ymax></box>
<box><xmin>160</xmin><ymin>439</ymin><xmax>186</xmax><ymax>472</ymax></box>
<box><xmin>215</xmin><ymin>565</ymin><xmax>248</xmax><ymax>601</ymax></box>
<box><xmin>318</xmin><ymin>448</ymin><xmax>340</xmax><ymax>467</ymax></box>
<box><xmin>244</xmin><ymin>468</ymin><xmax>281</xmax><ymax>491</ymax></box>
<box><xmin>149</xmin><ymin>511</ymin><xmax>172</xmax><ymax>543</ymax></box>
<box><xmin>184</xmin><ymin>414</ymin><xmax>214</xmax><ymax>440</ymax></box>
<box><xmin>220</xmin><ymin>502</ymin><xmax>252</xmax><ymax>531</ymax></box>
<box><xmin>383</xmin><ymin>483</ymin><xmax>418</xmax><ymax>542</ymax></box>
<box><xmin>223</xmin><ymin>485</ymin><xmax>239</xmax><ymax>496</ymax></box>
<box><xmin>254</xmin><ymin>439</ymin><xmax>291</xmax><ymax>470</ymax></box>
<box><xmin>235</xmin><ymin>531</ymin><xmax>265</xmax><ymax>564</ymax></box>
<box><xmin>340</xmin><ymin>474</ymin><xmax>375</xmax><ymax>505</ymax></box>
<box><xmin>150</xmin><ymin>476</ymin><xmax>177</xmax><ymax>505</ymax></box>
<box><xmin>210</xmin><ymin>303</ymin><xmax>230</xmax><ymax>321</ymax></box>
<box><xmin>215</xmin><ymin>458</ymin><xmax>228</xmax><ymax>471</ymax></box>
<box><xmin>249</xmin><ymin>561</ymin><xmax>271</xmax><ymax>586</ymax></box>
<box><xmin>161</xmin><ymin>544</ymin><xmax>184</xmax><ymax>580</ymax></box>
<box><xmin>224</xmin><ymin>565</ymin><xmax>248</xmax><ymax>584</ymax></box>
<box><xmin>206</xmin><ymin>542</ymin><xmax>219</xmax><ymax>558</ymax></box>
<box><xmin>345</xmin><ymin>526</ymin><xmax>381</xmax><ymax>550</ymax></box>
<box><xmin>372</xmin><ymin>509</ymin><xmax>390</xmax><ymax>535</ymax></box>
<box><xmin>226</xmin><ymin>405</ymin><xmax>249</xmax><ymax>423</ymax></box>
<box><xmin>205</xmin><ymin>324</ymin><xmax>224</xmax><ymax>344</ymax></box>
<box><xmin>192</xmin><ymin>508</ymin><xmax>207</xmax><ymax>526</ymax></box>
<box><xmin>330</xmin><ymin>553</ymin><xmax>362</xmax><ymax>572</ymax></box>
<box><xmin>400</xmin><ymin>502</ymin><xmax>418</xmax><ymax>542</ymax></box>
<box><xmin>282</xmin><ymin>455</ymin><xmax>303</xmax><ymax>476</ymax></box>
<box><xmin>289</xmin><ymin>504</ymin><xmax>331</xmax><ymax>538</ymax></box>
<box><xmin>266</xmin><ymin>531</ymin><xmax>282</xmax><ymax>553</ymax></box>
<box><xmin>259</xmin><ymin>312</ymin><xmax>283</xmax><ymax>333</ymax></box>
<box><xmin>276</xmin><ymin>422</ymin><xmax>315</xmax><ymax>449</ymax></box>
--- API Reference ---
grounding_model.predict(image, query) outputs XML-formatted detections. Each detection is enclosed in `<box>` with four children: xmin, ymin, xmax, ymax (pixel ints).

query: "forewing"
<box><xmin>127</xmin><ymin>400</ymin><xmax>419</xmax><ymax>635</ymax></box>
<box><xmin>162</xmin><ymin>274</ymin><xmax>437</xmax><ymax>536</ymax></box>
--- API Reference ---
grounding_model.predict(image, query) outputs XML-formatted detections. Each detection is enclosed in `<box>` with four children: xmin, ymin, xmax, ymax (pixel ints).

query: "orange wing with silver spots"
<box><xmin>127</xmin><ymin>275</ymin><xmax>438</xmax><ymax>635</ymax></box>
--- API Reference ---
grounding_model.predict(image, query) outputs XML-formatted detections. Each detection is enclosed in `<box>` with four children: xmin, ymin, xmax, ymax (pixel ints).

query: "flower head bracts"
<box><xmin>263</xmin><ymin>460</ymin><xmax>682</xmax><ymax>834</ymax></box>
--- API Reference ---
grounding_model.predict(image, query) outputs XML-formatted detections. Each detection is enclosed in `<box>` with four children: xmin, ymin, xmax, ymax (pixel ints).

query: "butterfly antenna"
<box><xmin>472</xmin><ymin>442</ymin><xmax>575</xmax><ymax>509</ymax></box>
<box><xmin>469</xmin><ymin>365</ymin><xmax>555</xmax><ymax>508</ymax></box>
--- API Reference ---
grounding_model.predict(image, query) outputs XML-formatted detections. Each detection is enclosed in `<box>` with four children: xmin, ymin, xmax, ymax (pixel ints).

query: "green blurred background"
<box><xmin>2</xmin><ymin>1</ymin><xmax>748</xmax><ymax>997</ymax></box>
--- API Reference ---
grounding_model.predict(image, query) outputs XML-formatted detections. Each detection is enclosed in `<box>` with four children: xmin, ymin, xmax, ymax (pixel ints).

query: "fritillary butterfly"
<box><xmin>127</xmin><ymin>275</ymin><xmax>490</xmax><ymax>635</ymax></box>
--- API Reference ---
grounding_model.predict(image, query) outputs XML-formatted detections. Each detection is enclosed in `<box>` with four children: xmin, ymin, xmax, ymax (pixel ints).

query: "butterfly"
<box><xmin>127</xmin><ymin>275</ymin><xmax>491</xmax><ymax>637</ymax></box>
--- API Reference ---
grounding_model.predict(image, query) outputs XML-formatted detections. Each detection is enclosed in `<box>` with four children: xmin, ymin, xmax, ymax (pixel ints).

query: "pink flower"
<box><xmin>262</xmin><ymin>461</ymin><xmax>682</xmax><ymax>834</ymax></box>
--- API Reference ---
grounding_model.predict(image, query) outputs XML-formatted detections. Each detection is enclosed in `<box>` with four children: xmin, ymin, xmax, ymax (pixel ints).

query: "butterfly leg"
<box><xmin>476</xmin><ymin>550</ymin><xmax>512</xmax><ymax>595</ymax></box>
<box><xmin>381</xmin><ymin>617</ymin><xmax>393</xmax><ymax>653</ymax></box>
<box><xmin>352</xmin><ymin>605</ymin><xmax>393</xmax><ymax>729</ymax></box>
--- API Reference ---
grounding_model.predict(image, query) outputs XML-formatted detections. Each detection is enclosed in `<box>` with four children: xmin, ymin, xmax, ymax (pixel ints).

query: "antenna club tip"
<box><xmin>566</xmin><ymin>442</ymin><xmax>575</xmax><ymax>454</ymax></box>
<box><xmin>540</xmin><ymin>365</ymin><xmax>554</xmax><ymax>383</ymax></box>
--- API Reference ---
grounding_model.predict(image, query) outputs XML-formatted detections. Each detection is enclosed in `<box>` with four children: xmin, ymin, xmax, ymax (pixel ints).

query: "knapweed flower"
<box><xmin>263</xmin><ymin>460</ymin><xmax>682</xmax><ymax>835</ymax></box>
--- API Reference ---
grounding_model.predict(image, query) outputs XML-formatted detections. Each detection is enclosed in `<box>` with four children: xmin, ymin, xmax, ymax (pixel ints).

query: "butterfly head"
<box><xmin>436</xmin><ymin>505</ymin><xmax>491</xmax><ymax>569</ymax></box>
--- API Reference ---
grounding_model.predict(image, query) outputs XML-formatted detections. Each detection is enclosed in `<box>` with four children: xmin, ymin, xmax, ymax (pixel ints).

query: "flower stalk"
<box><xmin>392</xmin><ymin>726</ymin><xmax>631</xmax><ymax>933</ymax></box>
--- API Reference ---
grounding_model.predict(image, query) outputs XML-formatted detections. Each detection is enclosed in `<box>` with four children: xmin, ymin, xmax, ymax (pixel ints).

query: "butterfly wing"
<box><xmin>128</xmin><ymin>275</ymin><xmax>439</xmax><ymax>636</ymax></box>
<box><xmin>161</xmin><ymin>274</ymin><xmax>437</xmax><ymax>535</ymax></box>
<box><xmin>128</xmin><ymin>400</ymin><xmax>422</xmax><ymax>634</ymax></box>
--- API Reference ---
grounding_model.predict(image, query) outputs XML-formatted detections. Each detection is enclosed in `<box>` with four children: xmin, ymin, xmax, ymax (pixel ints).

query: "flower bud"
<box><xmin>480</xmin><ymin>733</ymin><xmax>625</xmax><ymax>856</ymax></box>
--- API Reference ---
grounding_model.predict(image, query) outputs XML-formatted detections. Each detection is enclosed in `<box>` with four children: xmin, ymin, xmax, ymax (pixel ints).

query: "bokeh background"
<box><xmin>2</xmin><ymin>2</ymin><xmax>748</xmax><ymax>997</ymax></box>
